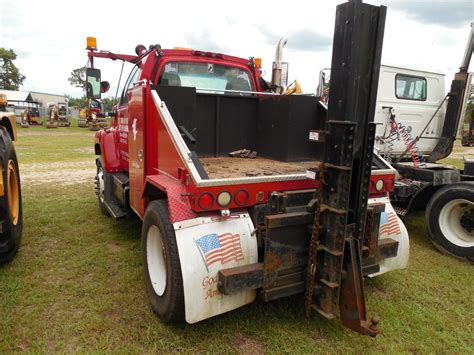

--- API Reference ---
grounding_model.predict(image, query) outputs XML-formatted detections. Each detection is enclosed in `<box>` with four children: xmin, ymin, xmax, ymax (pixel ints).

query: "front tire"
<box><xmin>0</xmin><ymin>128</ymin><xmax>23</xmax><ymax>264</ymax></box>
<box><xmin>95</xmin><ymin>157</ymin><xmax>110</xmax><ymax>216</ymax></box>
<box><xmin>426</xmin><ymin>182</ymin><xmax>474</xmax><ymax>262</ymax></box>
<box><xmin>142</xmin><ymin>200</ymin><xmax>185</xmax><ymax>323</ymax></box>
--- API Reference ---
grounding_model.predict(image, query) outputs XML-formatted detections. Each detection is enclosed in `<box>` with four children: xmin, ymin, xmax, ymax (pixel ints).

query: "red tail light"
<box><xmin>234</xmin><ymin>190</ymin><xmax>249</xmax><ymax>206</ymax></box>
<box><xmin>198</xmin><ymin>192</ymin><xmax>214</xmax><ymax>210</ymax></box>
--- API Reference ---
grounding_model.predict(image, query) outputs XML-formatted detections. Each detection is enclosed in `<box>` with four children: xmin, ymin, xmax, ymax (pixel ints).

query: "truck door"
<box><xmin>128</xmin><ymin>82</ymin><xmax>146</xmax><ymax>217</ymax></box>
<box><xmin>375</xmin><ymin>67</ymin><xmax>446</xmax><ymax>156</ymax></box>
<box><xmin>116</xmin><ymin>66</ymin><xmax>146</xmax><ymax>217</ymax></box>
<box><xmin>116</xmin><ymin>66</ymin><xmax>140</xmax><ymax>169</ymax></box>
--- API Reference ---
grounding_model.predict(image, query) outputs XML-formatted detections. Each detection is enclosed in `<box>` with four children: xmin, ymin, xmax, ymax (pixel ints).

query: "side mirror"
<box><xmin>86</xmin><ymin>68</ymin><xmax>102</xmax><ymax>99</ymax></box>
<box><xmin>100</xmin><ymin>81</ymin><xmax>110</xmax><ymax>94</ymax></box>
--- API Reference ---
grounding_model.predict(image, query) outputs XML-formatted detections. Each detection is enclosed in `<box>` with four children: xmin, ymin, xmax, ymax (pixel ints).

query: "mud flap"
<box><xmin>173</xmin><ymin>212</ymin><xmax>257</xmax><ymax>323</ymax></box>
<box><xmin>369</xmin><ymin>197</ymin><xmax>409</xmax><ymax>277</ymax></box>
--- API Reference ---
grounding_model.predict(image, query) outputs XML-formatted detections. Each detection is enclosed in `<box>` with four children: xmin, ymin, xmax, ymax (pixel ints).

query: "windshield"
<box><xmin>159</xmin><ymin>62</ymin><xmax>253</xmax><ymax>94</ymax></box>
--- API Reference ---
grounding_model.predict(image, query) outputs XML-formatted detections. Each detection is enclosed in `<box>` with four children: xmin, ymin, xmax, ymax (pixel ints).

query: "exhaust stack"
<box><xmin>460</xmin><ymin>22</ymin><xmax>473</xmax><ymax>71</ymax></box>
<box><xmin>271</xmin><ymin>37</ymin><xmax>288</xmax><ymax>93</ymax></box>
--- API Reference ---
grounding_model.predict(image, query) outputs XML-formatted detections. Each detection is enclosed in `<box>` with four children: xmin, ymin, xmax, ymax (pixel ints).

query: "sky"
<box><xmin>1</xmin><ymin>0</ymin><xmax>473</xmax><ymax>98</ymax></box>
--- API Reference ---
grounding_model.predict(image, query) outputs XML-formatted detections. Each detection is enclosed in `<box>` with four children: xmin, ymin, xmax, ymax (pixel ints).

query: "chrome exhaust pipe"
<box><xmin>271</xmin><ymin>37</ymin><xmax>288</xmax><ymax>93</ymax></box>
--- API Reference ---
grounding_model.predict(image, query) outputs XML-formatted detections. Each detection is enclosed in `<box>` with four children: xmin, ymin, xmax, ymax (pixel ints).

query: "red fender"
<box><xmin>145</xmin><ymin>174</ymin><xmax>197</xmax><ymax>224</ymax></box>
<box><xmin>95</xmin><ymin>129</ymin><xmax>122</xmax><ymax>173</ymax></box>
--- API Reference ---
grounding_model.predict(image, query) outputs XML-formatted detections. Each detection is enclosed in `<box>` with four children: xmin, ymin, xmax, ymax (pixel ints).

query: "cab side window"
<box><xmin>120</xmin><ymin>65</ymin><xmax>140</xmax><ymax>106</ymax></box>
<box><xmin>395</xmin><ymin>74</ymin><xmax>427</xmax><ymax>101</ymax></box>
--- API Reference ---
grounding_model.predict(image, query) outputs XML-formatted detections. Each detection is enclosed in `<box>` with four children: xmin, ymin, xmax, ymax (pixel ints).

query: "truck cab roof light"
<box><xmin>86</xmin><ymin>37</ymin><xmax>97</xmax><ymax>50</ymax></box>
<box><xmin>192</xmin><ymin>50</ymin><xmax>224</xmax><ymax>59</ymax></box>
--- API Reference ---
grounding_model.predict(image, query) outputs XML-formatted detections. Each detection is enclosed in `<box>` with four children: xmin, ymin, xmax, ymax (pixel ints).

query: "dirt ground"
<box><xmin>21</xmin><ymin>160</ymin><xmax>96</xmax><ymax>187</ymax></box>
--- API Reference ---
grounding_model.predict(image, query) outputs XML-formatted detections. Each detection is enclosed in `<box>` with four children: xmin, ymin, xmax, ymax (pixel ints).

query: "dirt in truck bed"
<box><xmin>200</xmin><ymin>156</ymin><xmax>317</xmax><ymax>179</ymax></box>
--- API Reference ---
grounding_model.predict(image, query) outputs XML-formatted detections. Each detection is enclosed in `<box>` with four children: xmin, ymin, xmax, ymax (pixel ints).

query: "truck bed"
<box><xmin>200</xmin><ymin>157</ymin><xmax>317</xmax><ymax>179</ymax></box>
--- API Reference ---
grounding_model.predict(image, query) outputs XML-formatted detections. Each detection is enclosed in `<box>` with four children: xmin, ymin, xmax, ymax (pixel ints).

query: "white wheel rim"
<box><xmin>146</xmin><ymin>225</ymin><xmax>167</xmax><ymax>296</ymax></box>
<box><xmin>439</xmin><ymin>199</ymin><xmax>474</xmax><ymax>247</ymax></box>
<box><xmin>97</xmin><ymin>168</ymin><xmax>105</xmax><ymax>204</ymax></box>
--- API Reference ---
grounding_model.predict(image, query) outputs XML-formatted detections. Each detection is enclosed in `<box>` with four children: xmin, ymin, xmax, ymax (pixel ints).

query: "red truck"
<box><xmin>87</xmin><ymin>0</ymin><xmax>408</xmax><ymax>336</ymax></box>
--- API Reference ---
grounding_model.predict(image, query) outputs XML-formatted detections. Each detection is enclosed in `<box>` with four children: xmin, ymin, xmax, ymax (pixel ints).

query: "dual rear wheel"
<box><xmin>427</xmin><ymin>183</ymin><xmax>474</xmax><ymax>262</ymax></box>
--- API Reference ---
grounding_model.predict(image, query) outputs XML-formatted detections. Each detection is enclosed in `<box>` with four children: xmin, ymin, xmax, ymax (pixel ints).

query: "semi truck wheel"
<box><xmin>142</xmin><ymin>200</ymin><xmax>185</xmax><ymax>323</ymax></box>
<box><xmin>0</xmin><ymin>128</ymin><xmax>23</xmax><ymax>264</ymax></box>
<box><xmin>426</xmin><ymin>182</ymin><xmax>474</xmax><ymax>262</ymax></box>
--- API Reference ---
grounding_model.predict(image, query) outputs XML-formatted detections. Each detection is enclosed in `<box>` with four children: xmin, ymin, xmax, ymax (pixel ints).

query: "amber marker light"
<box><xmin>87</xmin><ymin>37</ymin><xmax>97</xmax><ymax>50</ymax></box>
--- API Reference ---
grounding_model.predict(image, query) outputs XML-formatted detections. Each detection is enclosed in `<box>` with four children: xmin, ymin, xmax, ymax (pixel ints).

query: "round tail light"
<box><xmin>234</xmin><ymin>189</ymin><xmax>249</xmax><ymax>206</ymax></box>
<box><xmin>375</xmin><ymin>179</ymin><xmax>385</xmax><ymax>192</ymax></box>
<box><xmin>217</xmin><ymin>191</ymin><xmax>232</xmax><ymax>207</ymax></box>
<box><xmin>198</xmin><ymin>192</ymin><xmax>214</xmax><ymax>210</ymax></box>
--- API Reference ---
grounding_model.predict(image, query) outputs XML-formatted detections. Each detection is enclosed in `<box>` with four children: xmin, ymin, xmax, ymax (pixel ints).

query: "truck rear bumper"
<box><xmin>218</xmin><ymin>194</ymin><xmax>408</xmax><ymax>298</ymax></box>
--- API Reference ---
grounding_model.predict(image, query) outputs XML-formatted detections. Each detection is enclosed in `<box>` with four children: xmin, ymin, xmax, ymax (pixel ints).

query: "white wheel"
<box><xmin>142</xmin><ymin>200</ymin><xmax>184</xmax><ymax>322</ymax></box>
<box><xmin>146</xmin><ymin>225</ymin><xmax>167</xmax><ymax>296</ymax></box>
<box><xmin>95</xmin><ymin>157</ymin><xmax>109</xmax><ymax>216</ymax></box>
<box><xmin>439</xmin><ymin>199</ymin><xmax>474</xmax><ymax>248</ymax></box>
<box><xmin>426</xmin><ymin>182</ymin><xmax>474</xmax><ymax>261</ymax></box>
<box><xmin>97</xmin><ymin>168</ymin><xmax>105</xmax><ymax>205</ymax></box>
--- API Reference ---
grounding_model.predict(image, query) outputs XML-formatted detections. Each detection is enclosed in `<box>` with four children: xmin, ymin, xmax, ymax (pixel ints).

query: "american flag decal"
<box><xmin>379</xmin><ymin>212</ymin><xmax>401</xmax><ymax>236</ymax></box>
<box><xmin>195</xmin><ymin>233</ymin><xmax>244</xmax><ymax>268</ymax></box>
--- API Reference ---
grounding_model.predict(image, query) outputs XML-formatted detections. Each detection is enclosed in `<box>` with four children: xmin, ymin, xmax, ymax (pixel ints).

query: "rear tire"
<box><xmin>0</xmin><ymin>127</ymin><xmax>23</xmax><ymax>264</ymax></box>
<box><xmin>426</xmin><ymin>182</ymin><xmax>474</xmax><ymax>262</ymax></box>
<box><xmin>142</xmin><ymin>200</ymin><xmax>185</xmax><ymax>323</ymax></box>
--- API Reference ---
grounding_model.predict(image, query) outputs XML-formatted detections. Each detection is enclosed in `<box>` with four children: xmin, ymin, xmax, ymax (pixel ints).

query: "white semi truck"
<box><xmin>373</xmin><ymin>27</ymin><xmax>473</xmax><ymax>261</ymax></box>
<box><xmin>318</xmin><ymin>25</ymin><xmax>473</xmax><ymax>261</ymax></box>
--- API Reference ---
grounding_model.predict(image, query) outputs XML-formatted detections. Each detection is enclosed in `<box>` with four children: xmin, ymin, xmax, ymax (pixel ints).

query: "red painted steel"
<box><xmin>95</xmin><ymin>129</ymin><xmax>121</xmax><ymax>172</ymax></box>
<box><xmin>146</xmin><ymin>174</ymin><xmax>197</xmax><ymax>223</ymax></box>
<box><xmin>91</xmin><ymin>46</ymin><xmax>384</xmax><ymax>220</ymax></box>
<box><xmin>128</xmin><ymin>84</ymin><xmax>146</xmax><ymax>216</ymax></box>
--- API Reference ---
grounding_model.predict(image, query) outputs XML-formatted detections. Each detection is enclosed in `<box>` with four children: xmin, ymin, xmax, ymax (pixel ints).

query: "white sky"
<box><xmin>1</xmin><ymin>0</ymin><xmax>472</xmax><ymax>98</ymax></box>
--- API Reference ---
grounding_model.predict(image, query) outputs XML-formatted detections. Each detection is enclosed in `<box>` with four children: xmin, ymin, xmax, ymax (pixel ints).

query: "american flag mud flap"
<box><xmin>173</xmin><ymin>212</ymin><xmax>257</xmax><ymax>323</ymax></box>
<box><xmin>368</xmin><ymin>196</ymin><xmax>409</xmax><ymax>277</ymax></box>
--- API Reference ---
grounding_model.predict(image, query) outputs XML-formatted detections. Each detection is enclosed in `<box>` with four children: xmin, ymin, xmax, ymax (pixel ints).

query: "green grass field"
<box><xmin>0</xmin><ymin>126</ymin><xmax>473</xmax><ymax>352</ymax></box>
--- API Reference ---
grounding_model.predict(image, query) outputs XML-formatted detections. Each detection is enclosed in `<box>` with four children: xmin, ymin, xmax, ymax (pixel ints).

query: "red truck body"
<box><xmin>94</xmin><ymin>49</ymin><xmax>393</xmax><ymax>221</ymax></box>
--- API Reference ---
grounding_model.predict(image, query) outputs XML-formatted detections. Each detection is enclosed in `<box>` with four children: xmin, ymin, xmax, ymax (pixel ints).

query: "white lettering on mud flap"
<box><xmin>174</xmin><ymin>213</ymin><xmax>257</xmax><ymax>323</ymax></box>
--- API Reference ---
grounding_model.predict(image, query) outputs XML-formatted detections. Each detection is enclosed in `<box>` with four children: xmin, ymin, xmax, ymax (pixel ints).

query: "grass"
<box><xmin>0</xmin><ymin>126</ymin><xmax>473</xmax><ymax>352</ymax></box>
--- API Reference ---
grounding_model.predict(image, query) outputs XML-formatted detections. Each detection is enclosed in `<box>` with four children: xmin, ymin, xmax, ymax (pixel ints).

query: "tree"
<box><xmin>102</xmin><ymin>97</ymin><xmax>115</xmax><ymax>111</ymax></box>
<box><xmin>68</xmin><ymin>67</ymin><xmax>87</xmax><ymax>90</ymax></box>
<box><xmin>65</xmin><ymin>95</ymin><xmax>88</xmax><ymax>109</ymax></box>
<box><xmin>0</xmin><ymin>48</ymin><xmax>26</xmax><ymax>90</ymax></box>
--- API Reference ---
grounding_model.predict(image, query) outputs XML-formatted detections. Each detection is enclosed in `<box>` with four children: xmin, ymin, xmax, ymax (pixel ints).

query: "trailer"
<box><xmin>86</xmin><ymin>0</ymin><xmax>409</xmax><ymax>336</ymax></box>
